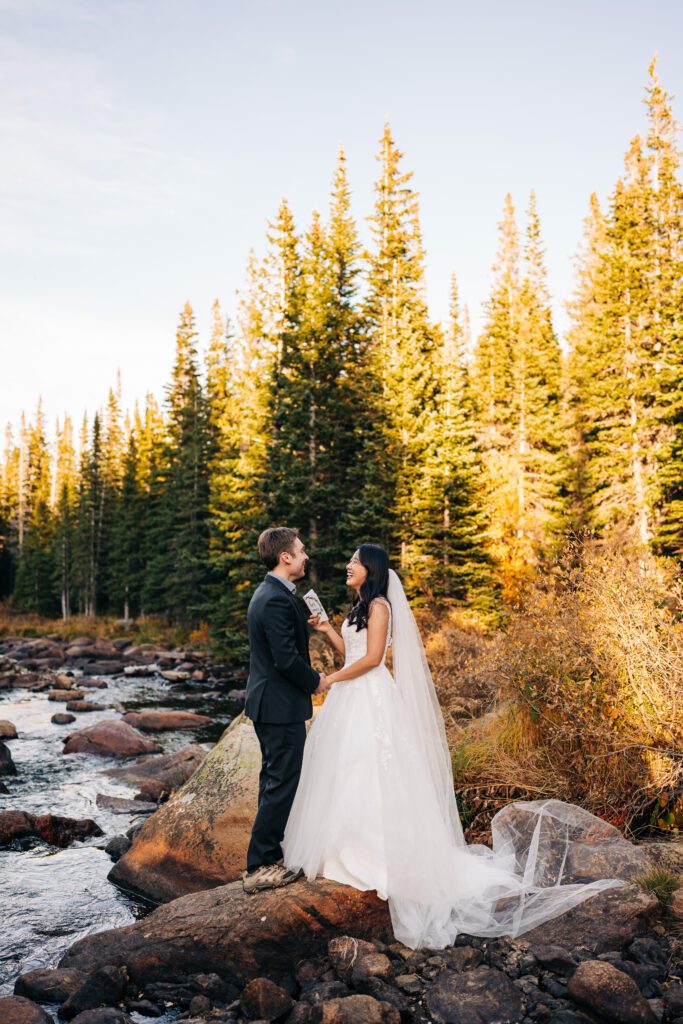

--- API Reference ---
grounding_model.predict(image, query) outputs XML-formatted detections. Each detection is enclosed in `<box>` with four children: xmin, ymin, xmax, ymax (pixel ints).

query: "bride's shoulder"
<box><xmin>369</xmin><ymin>595</ymin><xmax>391</xmax><ymax>613</ymax></box>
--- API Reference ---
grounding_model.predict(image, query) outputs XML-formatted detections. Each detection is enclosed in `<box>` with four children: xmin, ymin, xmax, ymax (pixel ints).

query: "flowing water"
<box><xmin>0</xmin><ymin>669</ymin><xmax>243</xmax><ymax>1021</ymax></box>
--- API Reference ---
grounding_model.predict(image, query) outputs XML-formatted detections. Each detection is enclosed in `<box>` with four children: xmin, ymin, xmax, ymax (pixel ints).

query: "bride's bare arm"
<box><xmin>307</xmin><ymin>616</ymin><xmax>345</xmax><ymax>659</ymax></box>
<box><xmin>325</xmin><ymin>600</ymin><xmax>389</xmax><ymax>685</ymax></box>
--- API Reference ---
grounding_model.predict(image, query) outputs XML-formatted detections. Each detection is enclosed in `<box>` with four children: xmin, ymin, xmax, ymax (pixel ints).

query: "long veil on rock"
<box><xmin>384</xmin><ymin>567</ymin><xmax>629</xmax><ymax>950</ymax></box>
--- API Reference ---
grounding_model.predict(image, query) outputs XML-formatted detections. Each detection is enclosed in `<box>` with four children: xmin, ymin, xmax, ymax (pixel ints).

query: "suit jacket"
<box><xmin>244</xmin><ymin>573</ymin><xmax>321</xmax><ymax>723</ymax></box>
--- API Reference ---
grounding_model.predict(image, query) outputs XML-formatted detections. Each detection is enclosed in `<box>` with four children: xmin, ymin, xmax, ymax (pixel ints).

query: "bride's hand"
<box><xmin>308</xmin><ymin>614</ymin><xmax>331</xmax><ymax>633</ymax></box>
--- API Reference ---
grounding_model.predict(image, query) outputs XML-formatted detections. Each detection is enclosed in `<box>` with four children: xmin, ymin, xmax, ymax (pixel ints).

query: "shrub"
<box><xmin>447</xmin><ymin>535</ymin><xmax>683</xmax><ymax>838</ymax></box>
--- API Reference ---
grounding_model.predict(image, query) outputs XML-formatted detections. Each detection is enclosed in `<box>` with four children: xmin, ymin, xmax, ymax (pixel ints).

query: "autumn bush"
<box><xmin>443</xmin><ymin>537</ymin><xmax>683</xmax><ymax>840</ymax></box>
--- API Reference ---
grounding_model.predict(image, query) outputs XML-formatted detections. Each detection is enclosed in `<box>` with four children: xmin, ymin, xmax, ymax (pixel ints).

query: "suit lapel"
<box><xmin>264</xmin><ymin>574</ymin><xmax>307</xmax><ymax>626</ymax></box>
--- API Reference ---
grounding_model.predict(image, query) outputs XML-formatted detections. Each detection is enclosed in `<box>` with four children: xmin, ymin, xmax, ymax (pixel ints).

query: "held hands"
<box><xmin>314</xmin><ymin>672</ymin><xmax>333</xmax><ymax>695</ymax></box>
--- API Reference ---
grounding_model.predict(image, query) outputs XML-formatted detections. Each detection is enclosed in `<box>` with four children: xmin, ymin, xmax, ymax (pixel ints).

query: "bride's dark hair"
<box><xmin>346</xmin><ymin>543</ymin><xmax>390</xmax><ymax>631</ymax></box>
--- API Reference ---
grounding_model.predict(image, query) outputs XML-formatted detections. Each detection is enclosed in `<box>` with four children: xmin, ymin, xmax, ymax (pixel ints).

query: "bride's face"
<box><xmin>346</xmin><ymin>550</ymin><xmax>368</xmax><ymax>590</ymax></box>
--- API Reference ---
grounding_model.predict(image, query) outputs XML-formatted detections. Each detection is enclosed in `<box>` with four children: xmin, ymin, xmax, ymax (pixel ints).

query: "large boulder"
<box><xmin>58</xmin><ymin>878</ymin><xmax>393</xmax><ymax>988</ymax></box>
<box><xmin>102</xmin><ymin>744</ymin><xmax>206</xmax><ymax>802</ymax></box>
<box><xmin>491</xmin><ymin>800</ymin><xmax>653</xmax><ymax>884</ymax></box>
<box><xmin>62</xmin><ymin>721</ymin><xmax>161</xmax><ymax>758</ymax></box>
<box><xmin>121</xmin><ymin>710</ymin><xmax>211</xmax><ymax>732</ymax></box>
<box><xmin>107</xmin><ymin>714</ymin><xmax>258</xmax><ymax>901</ymax></box>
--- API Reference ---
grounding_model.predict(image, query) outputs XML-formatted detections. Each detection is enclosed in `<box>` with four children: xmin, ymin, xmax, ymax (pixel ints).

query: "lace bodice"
<box><xmin>341</xmin><ymin>596</ymin><xmax>392</xmax><ymax>667</ymax></box>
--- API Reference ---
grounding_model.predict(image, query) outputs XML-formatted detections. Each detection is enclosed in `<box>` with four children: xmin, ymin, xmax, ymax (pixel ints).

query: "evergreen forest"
<box><xmin>2</xmin><ymin>58</ymin><xmax>682</xmax><ymax>660</ymax></box>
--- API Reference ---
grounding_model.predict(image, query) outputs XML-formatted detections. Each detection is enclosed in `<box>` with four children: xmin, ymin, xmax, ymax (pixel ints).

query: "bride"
<box><xmin>282</xmin><ymin>542</ymin><xmax>627</xmax><ymax>951</ymax></box>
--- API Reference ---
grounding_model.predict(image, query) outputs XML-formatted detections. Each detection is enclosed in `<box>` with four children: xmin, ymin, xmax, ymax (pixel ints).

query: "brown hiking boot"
<box><xmin>242</xmin><ymin>863</ymin><xmax>303</xmax><ymax>893</ymax></box>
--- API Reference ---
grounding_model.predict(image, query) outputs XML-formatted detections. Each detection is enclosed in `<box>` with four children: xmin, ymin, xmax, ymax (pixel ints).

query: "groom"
<box><xmin>242</xmin><ymin>526</ymin><xmax>328</xmax><ymax>893</ymax></box>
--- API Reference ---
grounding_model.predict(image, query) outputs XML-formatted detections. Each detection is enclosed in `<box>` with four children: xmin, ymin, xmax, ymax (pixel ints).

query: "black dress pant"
<box><xmin>246</xmin><ymin>720</ymin><xmax>306</xmax><ymax>872</ymax></box>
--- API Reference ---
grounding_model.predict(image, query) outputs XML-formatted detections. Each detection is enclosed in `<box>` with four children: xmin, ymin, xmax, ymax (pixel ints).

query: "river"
<box><xmin>0</xmin><ymin>669</ymin><xmax>243</xmax><ymax>1021</ymax></box>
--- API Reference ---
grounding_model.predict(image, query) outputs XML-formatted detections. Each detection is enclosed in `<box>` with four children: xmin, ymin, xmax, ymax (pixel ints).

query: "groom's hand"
<box><xmin>314</xmin><ymin>673</ymin><xmax>330</xmax><ymax>695</ymax></box>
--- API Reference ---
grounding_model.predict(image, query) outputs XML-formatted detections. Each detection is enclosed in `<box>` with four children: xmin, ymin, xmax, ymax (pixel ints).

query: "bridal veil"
<box><xmin>384</xmin><ymin>567</ymin><xmax>628</xmax><ymax>949</ymax></box>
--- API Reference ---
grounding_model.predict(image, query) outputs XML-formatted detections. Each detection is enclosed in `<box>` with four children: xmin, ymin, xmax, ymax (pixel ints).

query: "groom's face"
<box><xmin>281</xmin><ymin>536</ymin><xmax>309</xmax><ymax>580</ymax></box>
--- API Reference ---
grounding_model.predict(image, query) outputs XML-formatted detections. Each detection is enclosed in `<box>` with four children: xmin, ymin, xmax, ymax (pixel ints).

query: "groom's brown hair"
<box><xmin>258</xmin><ymin>526</ymin><xmax>300</xmax><ymax>570</ymax></box>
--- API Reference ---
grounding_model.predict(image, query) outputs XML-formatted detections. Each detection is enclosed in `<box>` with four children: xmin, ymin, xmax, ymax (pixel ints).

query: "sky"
<box><xmin>2</xmin><ymin>0</ymin><xmax>683</xmax><ymax>437</ymax></box>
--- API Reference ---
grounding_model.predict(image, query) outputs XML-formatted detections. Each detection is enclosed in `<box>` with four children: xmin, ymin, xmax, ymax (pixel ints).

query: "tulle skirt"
<box><xmin>282</xmin><ymin>663</ymin><xmax>627</xmax><ymax>950</ymax></box>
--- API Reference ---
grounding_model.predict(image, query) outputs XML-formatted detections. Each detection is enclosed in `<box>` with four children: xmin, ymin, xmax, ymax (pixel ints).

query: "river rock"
<box><xmin>77</xmin><ymin>661</ymin><xmax>124</xmax><ymax>676</ymax></box>
<box><xmin>58</xmin><ymin>878</ymin><xmax>392</xmax><ymax>988</ymax></box>
<box><xmin>54</xmin><ymin>674</ymin><xmax>77</xmax><ymax>689</ymax></box>
<box><xmin>424</xmin><ymin>965</ymin><xmax>524</xmax><ymax>1023</ymax></box>
<box><xmin>0</xmin><ymin>740</ymin><xmax>17</xmax><ymax>775</ymax></box>
<box><xmin>519</xmin><ymin>884</ymin><xmax>660</xmax><ymax>954</ymax></box>
<box><xmin>105</xmin><ymin>835</ymin><xmax>131</xmax><ymax>861</ymax></box>
<box><xmin>106</xmin><ymin>715</ymin><xmax>255</xmax><ymax>900</ymax></box>
<box><xmin>103</xmin><ymin>743</ymin><xmax>206</xmax><ymax>805</ymax></box>
<box><xmin>567</xmin><ymin>960</ymin><xmax>657</xmax><ymax>1023</ymax></box>
<box><xmin>0</xmin><ymin>719</ymin><xmax>18</xmax><ymax>738</ymax></box>
<box><xmin>121</xmin><ymin>710</ymin><xmax>211</xmax><ymax>732</ymax></box>
<box><xmin>14</xmin><ymin>967</ymin><xmax>88</xmax><ymax>1003</ymax></box>
<box><xmin>59</xmin><ymin>965</ymin><xmax>128</xmax><ymax>1020</ymax></box>
<box><xmin>159</xmin><ymin>670</ymin><xmax>191</xmax><ymax>682</ymax></box>
<box><xmin>0</xmin><ymin>809</ymin><xmax>103</xmax><ymax>848</ymax></box>
<box><xmin>63</xmin><ymin>720</ymin><xmax>162</xmax><ymax>758</ymax></box>
<box><xmin>48</xmin><ymin>690</ymin><xmax>85</xmax><ymax>702</ymax></box>
<box><xmin>78</xmin><ymin>678</ymin><xmax>109</xmax><ymax>689</ymax></box>
<box><xmin>240</xmin><ymin>977</ymin><xmax>293</xmax><ymax>1020</ymax></box>
<box><xmin>0</xmin><ymin>781</ymin><xmax>8</xmax><ymax>793</ymax></box>
<box><xmin>52</xmin><ymin>713</ymin><xmax>77</xmax><ymax>724</ymax></box>
<box><xmin>68</xmin><ymin>1011</ymin><xmax>132</xmax><ymax>1023</ymax></box>
<box><xmin>122</xmin><ymin>665</ymin><xmax>158</xmax><ymax>677</ymax></box>
<box><xmin>96</xmin><ymin>794</ymin><xmax>157</xmax><ymax>814</ymax></box>
<box><xmin>0</xmin><ymin>994</ymin><xmax>55</xmax><ymax>1023</ymax></box>
<box><xmin>667</xmin><ymin>889</ymin><xmax>683</xmax><ymax>920</ymax></box>
<box><xmin>67</xmin><ymin>701</ymin><xmax>108</xmax><ymax>712</ymax></box>
<box><xmin>65</xmin><ymin>643</ymin><xmax>118</xmax><ymax>660</ymax></box>
<box><xmin>316</xmin><ymin>994</ymin><xmax>399</xmax><ymax>1023</ymax></box>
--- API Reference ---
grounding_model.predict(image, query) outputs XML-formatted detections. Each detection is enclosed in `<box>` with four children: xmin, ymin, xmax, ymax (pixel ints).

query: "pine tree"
<box><xmin>472</xmin><ymin>193</ymin><xmax>565</xmax><ymax>594</ymax></box>
<box><xmin>364</xmin><ymin>124</ymin><xmax>441</xmax><ymax>589</ymax></box>
<box><xmin>515</xmin><ymin>192</ymin><xmax>567</xmax><ymax>543</ymax></box>
<box><xmin>645</xmin><ymin>57</ymin><xmax>683</xmax><ymax>554</ymax></box>
<box><xmin>52</xmin><ymin>415</ymin><xmax>78</xmax><ymax>618</ymax></box>
<box><xmin>109</xmin><ymin>425</ymin><xmax>146</xmax><ymax>619</ymax></box>
<box><xmin>208</xmin><ymin>254</ymin><xmax>272</xmax><ymax>655</ymax></box>
<box><xmin>0</xmin><ymin>424</ymin><xmax>18</xmax><ymax>598</ymax></box>
<box><xmin>74</xmin><ymin>412</ymin><xmax>106</xmax><ymax>616</ymax></box>
<box><xmin>416</xmin><ymin>274</ymin><xmax>494</xmax><ymax>603</ymax></box>
<box><xmin>147</xmin><ymin>301</ymin><xmax>211</xmax><ymax>626</ymax></box>
<box><xmin>567</xmin><ymin>60</ymin><xmax>683</xmax><ymax>551</ymax></box>
<box><xmin>569</xmin><ymin>137</ymin><xmax>657</xmax><ymax>542</ymax></box>
<box><xmin>565</xmin><ymin>192</ymin><xmax>608</xmax><ymax>527</ymax></box>
<box><xmin>12</xmin><ymin>400</ymin><xmax>57</xmax><ymax>613</ymax></box>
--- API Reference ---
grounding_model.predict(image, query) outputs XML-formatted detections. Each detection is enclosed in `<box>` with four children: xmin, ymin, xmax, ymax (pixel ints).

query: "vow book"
<box><xmin>302</xmin><ymin>588</ymin><xmax>329</xmax><ymax>622</ymax></box>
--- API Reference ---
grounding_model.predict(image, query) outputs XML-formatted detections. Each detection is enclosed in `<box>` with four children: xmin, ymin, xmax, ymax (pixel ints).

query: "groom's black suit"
<box><xmin>244</xmin><ymin>572</ymin><xmax>321</xmax><ymax>871</ymax></box>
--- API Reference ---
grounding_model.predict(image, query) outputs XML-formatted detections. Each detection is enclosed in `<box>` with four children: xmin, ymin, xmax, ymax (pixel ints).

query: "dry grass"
<box><xmin>434</xmin><ymin>536</ymin><xmax>683</xmax><ymax>839</ymax></box>
<box><xmin>631</xmin><ymin>867</ymin><xmax>683</xmax><ymax>904</ymax></box>
<box><xmin>0</xmin><ymin>607</ymin><xmax>202</xmax><ymax>649</ymax></box>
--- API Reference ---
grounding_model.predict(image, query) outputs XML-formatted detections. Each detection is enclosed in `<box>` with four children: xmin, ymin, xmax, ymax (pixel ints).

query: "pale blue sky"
<box><xmin>2</xmin><ymin>0</ymin><xmax>682</xmax><ymax>437</ymax></box>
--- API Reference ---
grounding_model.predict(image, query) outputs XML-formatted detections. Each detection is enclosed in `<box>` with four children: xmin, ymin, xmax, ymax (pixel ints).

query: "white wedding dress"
<box><xmin>282</xmin><ymin>570</ymin><xmax>628</xmax><ymax>950</ymax></box>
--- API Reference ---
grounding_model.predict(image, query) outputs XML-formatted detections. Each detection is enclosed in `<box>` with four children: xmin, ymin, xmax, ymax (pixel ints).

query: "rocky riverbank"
<box><xmin>0</xmin><ymin>632</ymin><xmax>245</xmax><ymax>1018</ymax></box>
<box><xmin>2</xmin><ymin>636</ymin><xmax>683</xmax><ymax>1024</ymax></box>
<box><xmin>3</xmin><ymin>877</ymin><xmax>683</xmax><ymax>1024</ymax></box>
